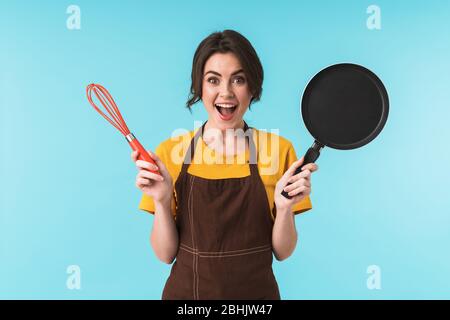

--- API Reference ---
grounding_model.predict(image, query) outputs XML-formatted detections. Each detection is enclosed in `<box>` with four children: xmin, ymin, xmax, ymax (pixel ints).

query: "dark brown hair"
<box><xmin>186</xmin><ymin>30</ymin><xmax>264</xmax><ymax>109</ymax></box>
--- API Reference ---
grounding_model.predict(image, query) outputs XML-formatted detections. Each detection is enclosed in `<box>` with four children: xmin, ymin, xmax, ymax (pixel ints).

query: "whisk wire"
<box><xmin>88</xmin><ymin>90</ymin><xmax>123</xmax><ymax>134</ymax></box>
<box><xmin>97</xmin><ymin>86</ymin><xmax>128</xmax><ymax>131</ymax></box>
<box><xmin>94</xmin><ymin>87</ymin><xmax>125</xmax><ymax>133</ymax></box>
<box><xmin>87</xmin><ymin>84</ymin><xmax>131</xmax><ymax>136</ymax></box>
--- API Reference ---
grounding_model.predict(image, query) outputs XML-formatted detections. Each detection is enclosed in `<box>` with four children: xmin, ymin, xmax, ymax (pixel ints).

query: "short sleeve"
<box><xmin>285</xmin><ymin>143</ymin><xmax>313</xmax><ymax>215</ymax></box>
<box><xmin>138</xmin><ymin>143</ymin><xmax>177</xmax><ymax>217</ymax></box>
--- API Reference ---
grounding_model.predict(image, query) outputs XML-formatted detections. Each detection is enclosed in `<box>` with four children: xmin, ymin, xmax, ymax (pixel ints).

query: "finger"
<box><xmin>285</xmin><ymin>178</ymin><xmax>311</xmax><ymax>192</ymax></box>
<box><xmin>136</xmin><ymin>177</ymin><xmax>152</xmax><ymax>187</ymax></box>
<box><xmin>138</xmin><ymin>170</ymin><xmax>164</xmax><ymax>182</ymax></box>
<box><xmin>136</xmin><ymin>160</ymin><xmax>159</xmax><ymax>172</ymax></box>
<box><xmin>304</xmin><ymin>169</ymin><xmax>313</xmax><ymax>182</ymax></box>
<box><xmin>288</xmin><ymin>185</ymin><xmax>309</xmax><ymax>197</ymax></box>
<box><xmin>131</xmin><ymin>150</ymin><xmax>139</xmax><ymax>162</ymax></box>
<box><xmin>282</xmin><ymin>157</ymin><xmax>304</xmax><ymax>180</ymax></box>
<box><xmin>299</xmin><ymin>186</ymin><xmax>311</xmax><ymax>197</ymax></box>
<box><xmin>148</xmin><ymin>150</ymin><xmax>163</xmax><ymax>166</ymax></box>
<box><xmin>283</xmin><ymin>178</ymin><xmax>309</xmax><ymax>193</ymax></box>
<box><xmin>287</xmin><ymin>169</ymin><xmax>311</xmax><ymax>184</ymax></box>
<box><xmin>148</xmin><ymin>150</ymin><xmax>170</xmax><ymax>176</ymax></box>
<box><xmin>302</xmin><ymin>163</ymin><xmax>318</xmax><ymax>172</ymax></box>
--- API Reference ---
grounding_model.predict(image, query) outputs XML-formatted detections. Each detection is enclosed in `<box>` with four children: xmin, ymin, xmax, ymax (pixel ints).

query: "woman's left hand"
<box><xmin>274</xmin><ymin>157</ymin><xmax>319</xmax><ymax>212</ymax></box>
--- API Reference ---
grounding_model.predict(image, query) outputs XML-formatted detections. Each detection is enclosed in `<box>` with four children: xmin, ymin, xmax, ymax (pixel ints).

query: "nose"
<box><xmin>219</xmin><ymin>82</ymin><xmax>235</xmax><ymax>99</ymax></box>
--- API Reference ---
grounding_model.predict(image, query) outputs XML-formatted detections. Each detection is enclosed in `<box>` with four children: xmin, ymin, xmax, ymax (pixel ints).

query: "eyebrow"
<box><xmin>204</xmin><ymin>69</ymin><xmax>244</xmax><ymax>77</ymax></box>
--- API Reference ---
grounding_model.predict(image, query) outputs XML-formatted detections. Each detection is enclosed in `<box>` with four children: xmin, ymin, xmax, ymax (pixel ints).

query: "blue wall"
<box><xmin>1</xmin><ymin>0</ymin><xmax>449</xmax><ymax>299</ymax></box>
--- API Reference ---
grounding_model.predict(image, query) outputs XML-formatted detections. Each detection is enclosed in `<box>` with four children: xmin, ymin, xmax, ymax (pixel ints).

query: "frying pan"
<box><xmin>282</xmin><ymin>63</ymin><xmax>389</xmax><ymax>199</ymax></box>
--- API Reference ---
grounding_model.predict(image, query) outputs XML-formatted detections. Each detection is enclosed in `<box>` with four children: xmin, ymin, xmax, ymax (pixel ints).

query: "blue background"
<box><xmin>1</xmin><ymin>0</ymin><xmax>449</xmax><ymax>299</ymax></box>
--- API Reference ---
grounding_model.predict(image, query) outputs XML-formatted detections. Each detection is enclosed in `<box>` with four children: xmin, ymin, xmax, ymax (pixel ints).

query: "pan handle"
<box><xmin>281</xmin><ymin>141</ymin><xmax>324</xmax><ymax>199</ymax></box>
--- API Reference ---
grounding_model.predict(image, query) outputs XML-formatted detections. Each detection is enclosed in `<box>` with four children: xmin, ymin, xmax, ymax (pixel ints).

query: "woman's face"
<box><xmin>202</xmin><ymin>52</ymin><xmax>252</xmax><ymax>131</ymax></box>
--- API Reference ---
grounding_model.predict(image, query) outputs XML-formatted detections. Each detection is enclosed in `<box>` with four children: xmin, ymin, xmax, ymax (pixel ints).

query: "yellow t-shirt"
<box><xmin>138</xmin><ymin>127</ymin><xmax>312</xmax><ymax>220</ymax></box>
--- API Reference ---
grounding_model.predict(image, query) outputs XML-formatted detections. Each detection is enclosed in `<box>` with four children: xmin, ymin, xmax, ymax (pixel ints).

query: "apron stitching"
<box><xmin>179</xmin><ymin>245</ymin><xmax>271</xmax><ymax>258</ymax></box>
<box><xmin>180</xmin><ymin>243</ymin><xmax>271</xmax><ymax>254</ymax></box>
<box><xmin>187</xmin><ymin>175</ymin><xmax>198</xmax><ymax>300</ymax></box>
<box><xmin>196</xmin><ymin>247</ymin><xmax>199</xmax><ymax>299</ymax></box>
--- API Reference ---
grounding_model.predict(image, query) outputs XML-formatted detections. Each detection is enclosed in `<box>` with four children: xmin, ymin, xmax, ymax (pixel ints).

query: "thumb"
<box><xmin>148</xmin><ymin>150</ymin><xmax>167</xmax><ymax>173</ymax></box>
<box><xmin>131</xmin><ymin>150</ymin><xmax>139</xmax><ymax>162</ymax></box>
<box><xmin>286</xmin><ymin>156</ymin><xmax>304</xmax><ymax>176</ymax></box>
<box><xmin>281</xmin><ymin>157</ymin><xmax>304</xmax><ymax>182</ymax></box>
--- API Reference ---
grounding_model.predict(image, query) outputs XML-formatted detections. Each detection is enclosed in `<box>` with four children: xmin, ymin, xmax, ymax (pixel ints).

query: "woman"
<box><xmin>132</xmin><ymin>30</ymin><xmax>318</xmax><ymax>300</ymax></box>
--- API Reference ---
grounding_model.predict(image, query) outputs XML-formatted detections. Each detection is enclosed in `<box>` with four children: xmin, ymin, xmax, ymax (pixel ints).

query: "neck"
<box><xmin>204</xmin><ymin>119</ymin><xmax>245</xmax><ymax>133</ymax></box>
<box><xmin>203</xmin><ymin>120</ymin><xmax>247</xmax><ymax>155</ymax></box>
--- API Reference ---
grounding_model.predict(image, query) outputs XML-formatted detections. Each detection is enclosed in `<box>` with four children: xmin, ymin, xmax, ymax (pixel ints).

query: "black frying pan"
<box><xmin>282</xmin><ymin>63</ymin><xmax>389</xmax><ymax>199</ymax></box>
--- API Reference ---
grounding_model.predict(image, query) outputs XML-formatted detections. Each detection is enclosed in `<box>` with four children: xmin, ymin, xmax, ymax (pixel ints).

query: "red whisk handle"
<box><xmin>126</xmin><ymin>133</ymin><xmax>160</xmax><ymax>175</ymax></box>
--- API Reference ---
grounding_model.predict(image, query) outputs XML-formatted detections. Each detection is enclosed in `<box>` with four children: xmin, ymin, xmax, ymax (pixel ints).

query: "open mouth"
<box><xmin>215</xmin><ymin>103</ymin><xmax>237</xmax><ymax>120</ymax></box>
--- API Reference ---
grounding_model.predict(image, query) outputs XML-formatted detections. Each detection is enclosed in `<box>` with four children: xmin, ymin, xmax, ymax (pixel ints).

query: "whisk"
<box><xmin>86</xmin><ymin>84</ymin><xmax>159</xmax><ymax>174</ymax></box>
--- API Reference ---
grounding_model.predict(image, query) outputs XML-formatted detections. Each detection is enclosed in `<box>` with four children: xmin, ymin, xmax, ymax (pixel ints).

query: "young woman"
<box><xmin>131</xmin><ymin>30</ymin><xmax>318</xmax><ymax>300</ymax></box>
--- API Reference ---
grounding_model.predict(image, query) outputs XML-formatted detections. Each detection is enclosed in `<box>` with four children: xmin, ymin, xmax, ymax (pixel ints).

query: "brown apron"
<box><xmin>162</xmin><ymin>121</ymin><xmax>280</xmax><ymax>300</ymax></box>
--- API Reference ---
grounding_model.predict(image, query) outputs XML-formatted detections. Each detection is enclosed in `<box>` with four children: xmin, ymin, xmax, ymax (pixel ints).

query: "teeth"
<box><xmin>215</xmin><ymin>103</ymin><xmax>236</xmax><ymax>108</ymax></box>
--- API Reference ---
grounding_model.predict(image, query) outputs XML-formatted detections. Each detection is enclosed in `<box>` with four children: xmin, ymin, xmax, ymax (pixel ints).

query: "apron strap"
<box><xmin>180</xmin><ymin>121</ymin><xmax>259</xmax><ymax>176</ymax></box>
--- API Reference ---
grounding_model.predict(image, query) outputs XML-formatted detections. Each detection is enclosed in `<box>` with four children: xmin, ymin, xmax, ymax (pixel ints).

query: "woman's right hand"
<box><xmin>131</xmin><ymin>150</ymin><xmax>173</xmax><ymax>206</ymax></box>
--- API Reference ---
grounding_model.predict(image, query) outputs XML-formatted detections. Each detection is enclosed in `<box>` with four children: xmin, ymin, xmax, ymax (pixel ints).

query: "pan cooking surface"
<box><xmin>302</xmin><ymin>64</ymin><xmax>388</xmax><ymax>150</ymax></box>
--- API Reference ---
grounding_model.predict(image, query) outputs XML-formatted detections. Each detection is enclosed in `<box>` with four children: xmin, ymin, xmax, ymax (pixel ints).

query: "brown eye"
<box><xmin>233</xmin><ymin>76</ymin><xmax>246</xmax><ymax>84</ymax></box>
<box><xmin>207</xmin><ymin>77</ymin><xmax>219</xmax><ymax>85</ymax></box>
